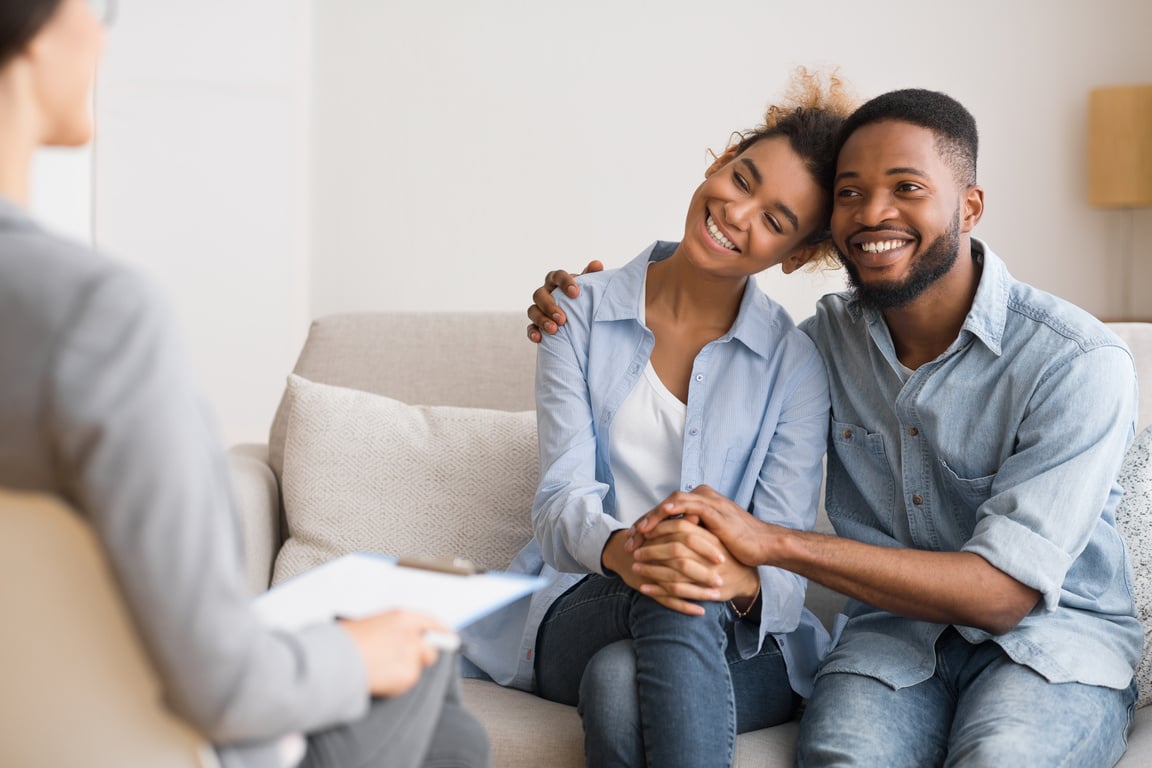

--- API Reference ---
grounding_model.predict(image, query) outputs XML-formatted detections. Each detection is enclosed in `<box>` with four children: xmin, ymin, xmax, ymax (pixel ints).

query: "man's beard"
<box><xmin>838</xmin><ymin>212</ymin><xmax>961</xmax><ymax>310</ymax></box>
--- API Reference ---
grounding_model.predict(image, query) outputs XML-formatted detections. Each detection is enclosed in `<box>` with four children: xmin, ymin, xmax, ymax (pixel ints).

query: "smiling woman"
<box><xmin>463</xmin><ymin>69</ymin><xmax>855</xmax><ymax>768</ymax></box>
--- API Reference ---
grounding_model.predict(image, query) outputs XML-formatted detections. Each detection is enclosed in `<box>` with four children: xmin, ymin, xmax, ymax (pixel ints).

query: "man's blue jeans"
<box><xmin>534</xmin><ymin>574</ymin><xmax>797</xmax><ymax>768</ymax></box>
<box><xmin>798</xmin><ymin>626</ymin><xmax>1137</xmax><ymax>767</ymax></box>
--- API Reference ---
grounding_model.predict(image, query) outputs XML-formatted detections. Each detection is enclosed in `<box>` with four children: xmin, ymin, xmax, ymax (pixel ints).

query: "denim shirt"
<box><xmin>464</xmin><ymin>242</ymin><xmax>832</xmax><ymax>695</ymax></box>
<box><xmin>800</xmin><ymin>239</ymin><xmax>1142</xmax><ymax>690</ymax></box>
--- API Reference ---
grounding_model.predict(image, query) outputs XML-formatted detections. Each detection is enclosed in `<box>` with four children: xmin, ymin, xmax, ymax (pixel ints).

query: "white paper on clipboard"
<box><xmin>255</xmin><ymin>552</ymin><xmax>546</xmax><ymax>632</ymax></box>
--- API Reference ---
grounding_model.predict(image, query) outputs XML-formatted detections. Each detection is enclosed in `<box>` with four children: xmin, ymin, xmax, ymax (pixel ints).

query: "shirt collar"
<box><xmin>594</xmin><ymin>240</ymin><xmax>784</xmax><ymax>361</ymax></box>
<box><xmin>843</xmin><ymin>237</ymin><xmax>1008</xmax><ymax>356</ymax></box>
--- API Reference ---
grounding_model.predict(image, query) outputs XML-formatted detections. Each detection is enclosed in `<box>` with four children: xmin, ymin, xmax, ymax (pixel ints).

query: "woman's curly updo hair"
<box><xmin>708</xmin><ymin>68</ymin><xmax>856</xmax><ymax>268</ymax></box>
<box><xmin>0</xmin><ymin>0</ymin><xmax>63</xmax><ymax>66</ymax></box>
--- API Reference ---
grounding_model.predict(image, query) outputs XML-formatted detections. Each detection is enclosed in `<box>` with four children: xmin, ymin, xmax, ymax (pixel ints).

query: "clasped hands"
<box><xmin>604</xmin><ymin>485</ymin><xmax>768</xmax><ymax>616</ymax></box>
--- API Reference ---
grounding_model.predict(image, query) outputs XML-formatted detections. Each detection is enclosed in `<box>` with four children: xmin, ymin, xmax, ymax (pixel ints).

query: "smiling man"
<box><xmin>637</xmin><ymin>89</ymin><xmax>1142</xmax><ymax>766</ymax></box>
<box><xmin>530</xmin><ymin>88</ymin><xmax>1142</xmax><ymax>766</ymax></box>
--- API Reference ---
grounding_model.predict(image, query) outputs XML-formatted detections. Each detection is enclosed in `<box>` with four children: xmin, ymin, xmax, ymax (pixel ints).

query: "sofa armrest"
<box><xmin>229</xmin><ymin>443</ymin><xmax>281</xmax><ymax>594</ymax></box>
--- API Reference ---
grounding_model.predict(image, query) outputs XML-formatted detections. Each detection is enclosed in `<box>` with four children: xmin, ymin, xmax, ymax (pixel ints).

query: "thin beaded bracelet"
<box><xmin>730</xmin><ymin>582</ymin><xmax>762</xmax><ymax>619</ymax></box>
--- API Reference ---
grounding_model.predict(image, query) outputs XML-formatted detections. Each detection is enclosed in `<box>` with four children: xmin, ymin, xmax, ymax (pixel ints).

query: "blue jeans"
<box><xmin>798</xmin><ymin>627</ymin><xmax>1137</xmax><ymax>767</ymax></box>
<box><xmin>535</xmin><ymin>574</ymin><xmax>797</xmax><ymax>768</ymax></box>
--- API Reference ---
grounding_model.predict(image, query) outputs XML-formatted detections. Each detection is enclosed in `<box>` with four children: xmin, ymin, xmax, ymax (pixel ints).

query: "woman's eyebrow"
<box><xmin>740</xmin><ymin>158</ymin><xmax>799</xmax><ymax>231</ymax></box>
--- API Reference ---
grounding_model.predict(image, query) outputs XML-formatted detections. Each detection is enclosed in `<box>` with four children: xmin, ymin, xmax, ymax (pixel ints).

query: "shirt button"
<box><xmin>630</xmin><ymin>364</ymin><xmax>640</xmax><ymax>374</ymax></box>
<box><xmin>912</xmin><ymin>494</ymin><xmax>924</xmax><ymax>506</ymax></box>
<box><xmin>908</xmin><ymin>427</ymin><xmax>919</xmax><ymax>437</ymax></box>
<box><xmin>684</xmin><ymin>484</ymin><xmax>694</xmax><ymax>491</ymax></box>
<box><xmin>689</xmin><ymin>428</ymin><xmax>699</xmax><ymax>436</ymax></box>
<box><xmin>695</xmin><ymin>374</ymin><xmax>704</xmax><ymax>382</ymax></box>
<box><xmin>842</xmin><ymin>428</ymin><xmax>854</xmax><ymax>439</ymax></box>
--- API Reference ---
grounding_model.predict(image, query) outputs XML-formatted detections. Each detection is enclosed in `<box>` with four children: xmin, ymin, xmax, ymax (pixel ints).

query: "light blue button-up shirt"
<box><xmin>801</xmin><ymin>239</ymin><xmax>1142</xmax><ymax>690</ymax></box>
<box><xmin>464</xmin><ymin>241</ymin><xmax>832</xmax><ymax>695</ymax></box>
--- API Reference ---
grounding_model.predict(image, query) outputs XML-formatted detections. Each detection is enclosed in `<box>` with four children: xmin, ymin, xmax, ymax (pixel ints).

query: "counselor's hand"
<box><xmin>526</xmin><ymin>260</ymin><xmax>605</xmax><ymax>342</ymax></box>
<box><xmin>627</xmin><ymin>485</ymin><xmax>774</xmax><ymax>569</ymax></box>
<box><xmin>340</xmin><ymin>610</ymin><xmax>450</xmax><ymax>698</ymax></box>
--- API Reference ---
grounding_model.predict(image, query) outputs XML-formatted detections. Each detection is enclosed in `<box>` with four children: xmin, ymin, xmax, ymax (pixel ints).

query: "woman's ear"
<box><xmin>705</xmin><ymin>145</ymin><xmax>739</xmax><ymax>178</ymax></box>
<box><xmin>780</xmin><ymin>243</ymin><xmax>821</xmax><ymax>274</ymax></box>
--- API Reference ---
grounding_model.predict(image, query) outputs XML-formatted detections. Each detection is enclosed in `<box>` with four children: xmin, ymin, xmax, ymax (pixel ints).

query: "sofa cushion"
<box><xmin>1116</xmin><ymin>426</ymin><xmax>1152</xmax><ymax>707</ymax></box>
<box><xmin>273</xmin><ymin>375</ymin><xmax>538</xmax><ymax>583</ymax></box>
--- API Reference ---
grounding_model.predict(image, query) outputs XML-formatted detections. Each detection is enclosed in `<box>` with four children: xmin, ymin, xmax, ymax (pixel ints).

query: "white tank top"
<box><xmin>608</xmin><ymin>270</ymin><xmax>686</xmax><ymax>524</ymax></box>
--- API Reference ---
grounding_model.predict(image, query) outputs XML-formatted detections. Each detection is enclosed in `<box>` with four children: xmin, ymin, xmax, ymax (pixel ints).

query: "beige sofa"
<box><xmin>231</xmin><ymin>312</ymin><xmax>1152</xmax><ymax>768</ymax></box>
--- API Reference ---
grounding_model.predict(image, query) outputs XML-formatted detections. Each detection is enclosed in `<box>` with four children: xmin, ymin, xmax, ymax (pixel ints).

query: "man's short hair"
<box><xmin>835</xmin><ymin>88</ymin><xmax>979</xmax><ymax>187</ymax></box>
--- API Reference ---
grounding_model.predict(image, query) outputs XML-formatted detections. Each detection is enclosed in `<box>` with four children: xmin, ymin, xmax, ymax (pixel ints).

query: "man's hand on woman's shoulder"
<box><xmin>526</xmin><ymin>260</ymin><xmax>605</xmax><ymax>342</ymax></box>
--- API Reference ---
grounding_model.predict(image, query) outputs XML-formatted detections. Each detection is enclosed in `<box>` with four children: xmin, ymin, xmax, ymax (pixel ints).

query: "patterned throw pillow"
<box><xmin>1115</xmin><ymin>426</ymin><xmax>1152</xmax><ymax>708</ymax></box>
<box><xmin>273</xmin><ymin>374</ymin><xmax>538</xmax><ymax>584</ymax></box>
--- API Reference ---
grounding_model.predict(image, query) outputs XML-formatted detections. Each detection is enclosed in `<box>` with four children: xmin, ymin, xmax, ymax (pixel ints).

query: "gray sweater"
<box><xmin>0</xmin><ymin>198</ymin><xmax>367</xmax><ymax>765</ymax></box>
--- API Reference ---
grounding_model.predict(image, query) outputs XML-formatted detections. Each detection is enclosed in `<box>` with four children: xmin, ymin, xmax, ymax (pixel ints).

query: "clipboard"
<box><xmin>254</xmin><ymin>552</ymin><xmax>546</xmax><ymax>633</ymax></box>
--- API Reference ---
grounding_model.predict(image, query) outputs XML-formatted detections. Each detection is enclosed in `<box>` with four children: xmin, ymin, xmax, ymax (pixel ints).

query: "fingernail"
<box><xmin>552</xmin><ymin>312</ymin><xmax>563</xmax><ymax>322</ymax></box>
<box><xmin>545</xmin><ymin>322</ymin><xmax>557</xmax><ymax>333</ymax></box>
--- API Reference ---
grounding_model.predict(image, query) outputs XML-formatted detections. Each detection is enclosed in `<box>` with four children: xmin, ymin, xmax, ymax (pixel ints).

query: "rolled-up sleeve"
<box><xmin>963</xmin><ymin>344</ymin><xmax>1137</xmax><ymax>610</ymax></box>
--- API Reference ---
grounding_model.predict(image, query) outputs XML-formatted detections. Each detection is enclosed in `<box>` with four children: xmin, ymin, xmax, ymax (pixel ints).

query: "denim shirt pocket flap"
<box><xmin>937</xmin><ymin>459</ymin><xmax>996</xmax><ymax>503</ymax></box>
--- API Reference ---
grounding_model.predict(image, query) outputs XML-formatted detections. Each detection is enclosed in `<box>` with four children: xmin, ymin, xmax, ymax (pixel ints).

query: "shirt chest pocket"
<box><xmin>827</xmin><ymin>419</ymin><xmax>896</xmax><ymax>533</ymax></box>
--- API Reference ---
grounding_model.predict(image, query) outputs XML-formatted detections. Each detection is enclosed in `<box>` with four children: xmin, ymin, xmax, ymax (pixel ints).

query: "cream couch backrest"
<box><xmin>273</xmin><ymin>315</ymin><xmax>1152</xmax><ymax>462</ymax></box>
<box><xmin>269</xmin><ymin>313</ymin><xmax>535</xmax><ymax>481</ymax></box>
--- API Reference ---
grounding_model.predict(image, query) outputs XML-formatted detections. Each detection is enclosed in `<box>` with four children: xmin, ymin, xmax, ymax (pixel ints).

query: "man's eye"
<box><xmin>897</xmin><ymin>183</ymin><xmax>923</xmax><ymax>192</ymax></box>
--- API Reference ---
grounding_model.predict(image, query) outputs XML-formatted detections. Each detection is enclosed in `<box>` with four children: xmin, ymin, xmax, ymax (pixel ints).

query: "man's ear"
<box><xmin>960</xmin><ymin>185</ymin><xmax>984</xmax><ymax>233</ymax></box>
<box><xmin>705</xmin><ymin>145</ymin><xmax>739</xmax><ymax>178</ymax></box>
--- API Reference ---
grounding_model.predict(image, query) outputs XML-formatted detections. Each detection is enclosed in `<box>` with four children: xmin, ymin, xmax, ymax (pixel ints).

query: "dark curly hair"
<box><xmin>709</xmin><ymin>68</ymin><xmax>857</xmax><ymax>267</ymax></box>
<box><xmin>835</xmin><ymin>88</ymin><xmax>979</xmax><ymax>187</ymax></box>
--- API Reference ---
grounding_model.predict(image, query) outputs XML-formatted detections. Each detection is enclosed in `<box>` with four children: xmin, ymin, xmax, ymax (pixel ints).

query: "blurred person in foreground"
<box><xmin>0</xmin><ymin>2</ymin><xmax>489</xmax><ymax>766</ymax></box>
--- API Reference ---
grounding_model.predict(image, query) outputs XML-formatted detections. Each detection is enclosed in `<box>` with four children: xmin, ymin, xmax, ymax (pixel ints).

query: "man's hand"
<box><xmin>526</xmin><ymin>260</ymin><xmax>605</xmax><ymax>342</ymax></box>
<box><xmin>627</xmin><ymin>485</ymin><xmax>772</xmax><ymax>568</ymax></box>
<box><xmin>339</xmin><ymin>610</ymin><xmax>450</xmax><ymax>698</ymax></box>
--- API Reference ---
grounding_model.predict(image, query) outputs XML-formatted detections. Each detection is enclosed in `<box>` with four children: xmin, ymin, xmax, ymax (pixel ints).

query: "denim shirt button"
<box><xmin>912</xmin><ymin>494</ymin><xmax>924</xmax><ymax>506</ymax></box>
<box><xmin>842</xmin><ymin>428</ymin><xmax>854</xmax><ymax>439</ymax></box>
<box><xmin>908</xmin><ymin>426</ymin><xmax>919</xmax><ymax>437</ymax></box>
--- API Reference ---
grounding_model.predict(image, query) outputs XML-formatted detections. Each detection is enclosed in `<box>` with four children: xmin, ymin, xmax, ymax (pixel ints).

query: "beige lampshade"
<box><xmin>1088</xmin><ymin>84</ymin><xmax>1152</xmax><ymax>207</ymax></box>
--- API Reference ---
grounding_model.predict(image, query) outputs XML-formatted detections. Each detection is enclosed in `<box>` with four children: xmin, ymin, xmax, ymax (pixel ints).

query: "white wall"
<box><xmin>311</xmin><ymin>0</ymin><xmax>1152</xmax><ymax>324</ymax></box>
<box><xmin>93</xmin><ymin>0</ymin><xmax>313</xmax><ymax>444</ymax></box>
<box><xmin>30</xmin><ymin>146</ymin><xmax>91</xmax><ymax>245</ymax></box>
<box><xmin>83</xmin><ymin>1</ymin><xmax>1152</xmax><ymax>442</ymax></box>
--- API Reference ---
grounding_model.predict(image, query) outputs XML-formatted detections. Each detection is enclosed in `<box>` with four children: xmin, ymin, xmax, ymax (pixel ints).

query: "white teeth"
<box><xmin>860</xmin><ymin>240</ymin><xmax>906</xmax><ymax>254</ymax></box>
<box><xmin>706</xmin><ymin>215</ymin><xmax>737</xmax><ymax>251</ymax></box>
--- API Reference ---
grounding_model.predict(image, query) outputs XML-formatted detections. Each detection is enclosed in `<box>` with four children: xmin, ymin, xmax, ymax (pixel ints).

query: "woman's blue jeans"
<box><xmin>797</xmin><ymin>626</ymin><xmax>1138</xmax><ymax>767</ymax></box>
<box><xmin>534</xmin><ymin>574</ymin><xmax>797</xmax><ymax>768</ymax></box>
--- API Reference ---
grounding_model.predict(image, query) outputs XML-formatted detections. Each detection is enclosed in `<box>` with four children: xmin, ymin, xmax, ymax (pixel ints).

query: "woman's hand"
<box><xmin>627</xmin><ymin>485</ymin><xmax>773</xmax><ymax>569</ymax></box>
<box><xmin>526</xmin><ymin>260</ymin><xmax>605</xmax><ymax>342</ymax></box>
<box><xmin>601</xmin><ymin>528</ymin><xmax>714</xmax><ymax>616</ymax></box>
<box><xmin>339</xmin><ymin>610</ymin><xmax>450</xmax><ymax>698</ymax></box>
<box><xmin>631</xmin><ymin>517</ymin><xmax>760</xmax><ymax>608</ymax></box>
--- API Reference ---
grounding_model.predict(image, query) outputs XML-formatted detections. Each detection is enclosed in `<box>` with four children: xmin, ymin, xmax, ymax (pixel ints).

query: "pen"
<box><xmin>424</xmin><ymin>630</ymin><xmax>463</xmax><ymax>653</ymax></box>
<box><xmin>397</xmin><ymin>556</ymin><xmax>478</xmax><ymax>576</ymax></box>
